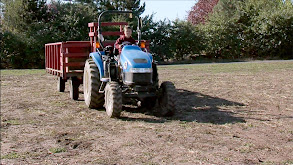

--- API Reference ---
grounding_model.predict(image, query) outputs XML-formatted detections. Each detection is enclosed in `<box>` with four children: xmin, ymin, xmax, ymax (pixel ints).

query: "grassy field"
<box><xmin>1</xmin><ymin>61</ymin><xmax>293</xmax><ymax>164</ymax></box>
<box><xmin>1</xmin><ymin>69</ymin><xmax>45</xmax><ymax>76</ymax></box>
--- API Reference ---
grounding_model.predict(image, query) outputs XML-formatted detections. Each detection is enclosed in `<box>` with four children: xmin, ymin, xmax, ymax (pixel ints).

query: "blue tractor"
<box><xmin>83</xmin><ymin>11</ymin><xmax>176</xmax><ymax>118</ymax></box>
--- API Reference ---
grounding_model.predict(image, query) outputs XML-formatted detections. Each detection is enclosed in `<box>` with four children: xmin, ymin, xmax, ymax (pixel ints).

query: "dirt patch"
<box><xmin>1</xmin><ymin>61</ymin><xmax>293</xmax><ymax>164</ymax></box>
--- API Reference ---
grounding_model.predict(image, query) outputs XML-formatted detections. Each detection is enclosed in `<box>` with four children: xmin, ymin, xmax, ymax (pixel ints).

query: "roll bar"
<box><xmin>97</xmin><ymin>10</ymin><xmax>142</xmax><ymax>48</ymax></box>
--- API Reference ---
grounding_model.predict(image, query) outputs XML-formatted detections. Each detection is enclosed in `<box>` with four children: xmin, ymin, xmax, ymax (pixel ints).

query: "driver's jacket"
<box><xmin>115</xmin><ymin>35</ymin><xmax>136</xmax><ymax>54</ymax></box>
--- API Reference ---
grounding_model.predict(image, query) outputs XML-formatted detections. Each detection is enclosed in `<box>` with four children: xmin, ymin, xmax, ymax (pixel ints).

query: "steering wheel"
<box><xmin>115</xmin><ymin>41</ymin><xmax>134</xmax><ymax>55</ymax></box>
<box><xmin>120</xmin><ymin>41</ymin><xmax>132</xmax><ymax>48</ymax></box>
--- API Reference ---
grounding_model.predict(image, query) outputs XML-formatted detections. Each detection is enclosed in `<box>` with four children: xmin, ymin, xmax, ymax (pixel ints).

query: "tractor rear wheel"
<box><xmin>157</xmin><ymin>81</ymin><xmax>176</xmax><ymax>116</ymax></box>
<box><xmin>104</xmin><ymin>82</ymin><xmax>122</xmax><ymax>118</ymax></box>
<box><xmin>57</xmin><ymin>77</ymin><xmax>65</xmax><ymax>92</ymax></box>
<box><xmin>83</xmin><ymin>59</ymin><xmax>104</xmax><ymax>108</ymax></box>
<box><xmin>69</xmin><ymin>77</ymin><xmax>80</xmax><ymax>100</ymax></box>
<box><xmin>152</xmin><ymin>63</ymin><xmax>159</xmax><ymax>90</ymax></box>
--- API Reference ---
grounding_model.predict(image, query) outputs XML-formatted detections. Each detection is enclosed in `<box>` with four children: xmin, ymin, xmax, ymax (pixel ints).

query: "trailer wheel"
<box><xmin>157</xmin><ymin>81</ymin><xmax>176</xmax><ymax>116</ymax></box>
<box><xmin>104</xmin><ymin>82</ymin><xmax>122</xmax><ymax>118</ymax></box>
<box><xmin>83</xmin><ymin>59</ymin><xmax>104</xmax><ymax>108</ymax></box>
<box><xmin>57</xmin><ymin>77</ymin><xmax>66</xmax><ymax>92</ymax></box>
<box><xmin>69</xmin><ymin>77</ymin><xmax>79</xmax><ymax>100</ymax></box>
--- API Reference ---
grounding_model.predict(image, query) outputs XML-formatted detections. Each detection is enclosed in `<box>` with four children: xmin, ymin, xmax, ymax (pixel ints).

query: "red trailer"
<box><xmin>45</xmin><ymin>41</ymin><xmax>91</xmax><ymax>99</ymax></box>
<box><xmin>45</xmin><ymin>21</ymin><xmax>149</xmax><ymax>100</ymax></box>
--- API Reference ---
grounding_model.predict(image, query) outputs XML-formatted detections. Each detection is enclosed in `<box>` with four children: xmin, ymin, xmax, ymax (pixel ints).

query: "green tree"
<box><xmin>46</xmin><ymin>1</ymin><xmax>97</xmax><ymax>42</ymax></box>
<box><xmin>1</xmin><ymin>0</ymin><xmax>147</xmax><ymax>68</ymax></box>
<box><xmin>200</xmin><ymin>0</ymin><xmax>293</xmax><ymax>59</ymax></box>
<box><xmin>96</xmin><ymin>0</ymin><xmax>145</xmax><ymax>15</ymax></box>
<box><xmin>170</xmin><ymin>20</ymin><xmax>203</xmax><ymax>60</ymax></box>
<box><xmin>1</xmin><ymin>0</ymin><xmax>50</xmax><ymax>68</ymax></box>
<box><xmin>0</xmin><ymin>30</ymin><xmax>26</xmax><ymax>68</ymax></box>
<box><xmin>248</xmin><ymin>0</ymin><xmax>293</xmax><ymax>59</ymax></box>
<box><xmin>2</xmin><ymin>0</ymin><xmax>48</xmax><ymax>33</ymax></box>
<box><xmin>199</xmin><ymin>0</ymin><xmax>243</xmax><ymax>59</ymax></box>
<box><xmin>140</xmin><ymin>15</ymin><xmax>173</xmax><ymax>61</ymax></box>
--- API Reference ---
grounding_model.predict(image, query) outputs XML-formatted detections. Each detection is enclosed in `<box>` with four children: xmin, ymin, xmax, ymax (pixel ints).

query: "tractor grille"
<box><xmin>133</xmin><ymin>58</ymin><xmax>147</xmax><ymax>63</ymax></box>
<box><xmin>124</xmin><ymin>73</ymin><xmax>152</xmax><ymax>85</ymax></box>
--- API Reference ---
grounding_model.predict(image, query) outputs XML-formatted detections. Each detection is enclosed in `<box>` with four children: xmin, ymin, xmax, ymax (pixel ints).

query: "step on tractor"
<box><xmin>45</xmin><ymin>10</ymin><xmax>176</xmax><ymax>118</ymax></box>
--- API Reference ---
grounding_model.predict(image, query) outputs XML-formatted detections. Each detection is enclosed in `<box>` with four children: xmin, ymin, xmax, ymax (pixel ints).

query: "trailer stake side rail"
<box><xmin>45</xmin><ymin>41</ymin><xmax>91</xmax><ymax>80</ymax></box>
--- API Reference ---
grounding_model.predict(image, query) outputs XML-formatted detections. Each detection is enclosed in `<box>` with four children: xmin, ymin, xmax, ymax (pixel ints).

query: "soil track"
<box><xmin>1</xmin><ymin>61</ymin><xmax>293</xmax><ymax>164</ymax></box>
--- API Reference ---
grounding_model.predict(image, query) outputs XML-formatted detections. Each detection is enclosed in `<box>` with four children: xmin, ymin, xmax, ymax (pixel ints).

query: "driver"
<box><xmin>115</xmin><ymin>25</ymin><xmax>136</xmax><ymax>54</ymax></box>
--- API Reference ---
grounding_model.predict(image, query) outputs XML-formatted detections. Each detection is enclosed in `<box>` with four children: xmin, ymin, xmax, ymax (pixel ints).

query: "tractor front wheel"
<box><xmin>104</xmin><ymin>82</ymin><xmax>122</xmax><ymax>118</ymax></box>
<box><xmin>157</xmin><ymin>81</ymin><xmax>176</xmax><ymax>116</ymax></box>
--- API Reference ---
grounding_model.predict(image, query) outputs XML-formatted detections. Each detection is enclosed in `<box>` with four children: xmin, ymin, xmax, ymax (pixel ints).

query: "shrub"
<box><xmin>170</xmin><ymin>20</ymin><xmax>204</xmax><ymax>60</ymax></box>
<box><xmin>199</xmin><ymin>0</ymin><xmax>293</xmax><ymax>59</ymax></box>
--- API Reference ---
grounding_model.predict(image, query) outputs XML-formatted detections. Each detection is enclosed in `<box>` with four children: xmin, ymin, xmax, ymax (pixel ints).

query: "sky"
<box><xmin>45</xmin><ymin>0</ymin><xmax>197</xmax><ymax>21</ymax></box>
<box><xmin>140</xmin><ymin>0</ymin><xmax>197</xmax><ymax>21</ymax></box>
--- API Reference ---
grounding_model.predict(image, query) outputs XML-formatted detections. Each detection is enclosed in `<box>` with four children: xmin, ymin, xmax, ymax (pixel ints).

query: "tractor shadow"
<box><xmin>121</xmin><ymin>89</ymin><xmax>246</xmax><ymax>124</ymax></box>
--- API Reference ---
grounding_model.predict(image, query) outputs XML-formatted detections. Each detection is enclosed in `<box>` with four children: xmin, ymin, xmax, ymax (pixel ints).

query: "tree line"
<box><xmin>1</xmin><ymin>0</ymin><xmax>293</xmax><ymax>69</ymax></box>
<box><xmin>191</xmin><ymin>0</ymin><xmax>293</xmax><ymax>60</ymax></box>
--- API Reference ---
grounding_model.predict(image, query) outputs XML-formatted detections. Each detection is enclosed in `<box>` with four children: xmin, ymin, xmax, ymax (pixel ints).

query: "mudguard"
<box><xmin>89</xmin><ymin>51</ymin><xmax>105</xmax><ymax>79</ymax></box>
<box><xmin>120</xmin><ymin>45</ymin><xmax>152</xmax><ymax>72</ymax></box>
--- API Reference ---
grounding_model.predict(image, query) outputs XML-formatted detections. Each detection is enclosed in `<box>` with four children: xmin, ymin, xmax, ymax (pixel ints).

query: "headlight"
<box><xmin>129</xmin><ymin>68</ymin><xmax>152</xmax><ymax>73</ymax></box>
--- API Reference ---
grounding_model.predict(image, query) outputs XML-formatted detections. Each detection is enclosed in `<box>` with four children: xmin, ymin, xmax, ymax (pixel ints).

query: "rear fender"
<box><xmin>89</xmin><ymin>52</ymin><xmax>105</xmax><ymax>79</ymax></box>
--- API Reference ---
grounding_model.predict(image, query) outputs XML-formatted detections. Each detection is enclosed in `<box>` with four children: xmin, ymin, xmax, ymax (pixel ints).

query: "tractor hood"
<box><xmin>120</xmin><ymin>45</ymin><xmax>152</xmax><ymax>73</ymax></box>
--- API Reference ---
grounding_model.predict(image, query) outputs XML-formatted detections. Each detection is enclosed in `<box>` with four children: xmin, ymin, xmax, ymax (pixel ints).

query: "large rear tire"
<box><xmin>104</xmin><ymin>82</ymin><xmax>122</xmax><ymax>118</ymax></box>
<box><xmin>83</xmin><ymin>59</ymin><xmax>104</xmax><ymax>108</ymax></box>
<box><xmin>152</xmin><ymin>63</ymin><xmax>159</xmax><ymax>90</ymax></box>
<box><xmin>157</xmin><ymin>81</ymin><xmax>176</xmax><ymax>116</ymax></box>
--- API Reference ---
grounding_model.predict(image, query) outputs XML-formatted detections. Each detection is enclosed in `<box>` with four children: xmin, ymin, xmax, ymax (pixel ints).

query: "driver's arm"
<box><xmin>130</xmin><ymin>38</ymin><xmax>136</xmax><ymax>45</ymax></box>
<box><xmin>115</xmin><ymin>37</ymin><xmax>123</xmax><ymax>50</ymax></box>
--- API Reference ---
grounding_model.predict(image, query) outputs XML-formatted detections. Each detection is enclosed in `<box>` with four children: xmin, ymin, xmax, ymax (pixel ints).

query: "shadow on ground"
<box><xmin>120</xmin><ymin>89</ymin><xmax>246</xmax><ymax>124</ymax></box>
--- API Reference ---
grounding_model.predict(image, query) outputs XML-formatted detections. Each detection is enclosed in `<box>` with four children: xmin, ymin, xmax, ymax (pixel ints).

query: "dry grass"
<box><xmin>1</xmin><ymin>61</ymin><xmax>293</xmax><ymax>164</ymax></box>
